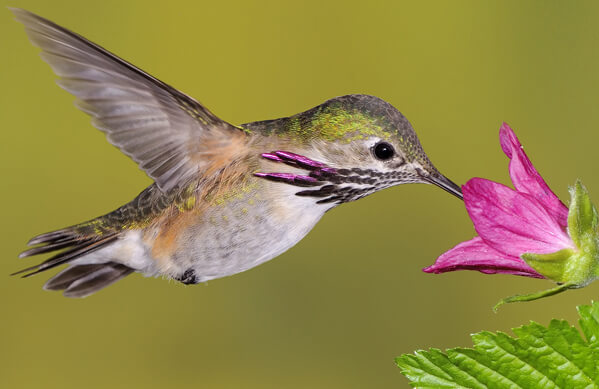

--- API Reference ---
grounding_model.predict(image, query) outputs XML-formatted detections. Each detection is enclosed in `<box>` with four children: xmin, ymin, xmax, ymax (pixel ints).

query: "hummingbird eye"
<box><xmin>373</xmin><ymin>142</ymin><xmax>395</xmax><ymax>161</ymax></box>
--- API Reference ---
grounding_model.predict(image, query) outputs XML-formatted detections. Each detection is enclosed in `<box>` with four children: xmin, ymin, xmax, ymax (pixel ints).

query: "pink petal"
<box><xmin>464</xmin><ymin>178</ymin><xmax>574</xmax><ymax>257</ymax></box>
<box><xmin>499</xmin><ymin>123</ymin><xmax>569</xmax><ymax>227</ymax></box>
<box><xmin>423</xmin><ymin>237</ymin><xmax>543</xmax><ymax>278</ymax></box>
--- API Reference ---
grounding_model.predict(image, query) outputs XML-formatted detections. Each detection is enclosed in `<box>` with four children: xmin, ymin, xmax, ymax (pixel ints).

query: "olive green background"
<box><xmin>1</xmin><ymin>1</ymin><xmax>599</xmax><ymax>388</ymax></box>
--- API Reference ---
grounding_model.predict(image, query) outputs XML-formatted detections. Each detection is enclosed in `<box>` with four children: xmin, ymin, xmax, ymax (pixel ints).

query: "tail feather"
<box><xmin>27</xmin><ymin>228</ymin><xmax>74</xmax><ymax>246</ymax></box>
<box><xmin>44</xmin><ymin>263</ymin><xmax>133</xmax><ymax>298</ymax></box>
<box><xmin>19</xmin><ymin>238</ymin><xmax>85</xmax><ymax>258</ymax></box>
<box><xmin>15</xmin><ymin>234</ymin><xmax>119</xmax><ymax>278</ymax></box>
<box><xmin>16</xmin><ymin>224</ymin><xmax>134</xmax><ymax>297</ymax></box>
<box><xmin>17</xmin><ymin>184</ymin><xmax>165</xmax><ymax>296</ymax></box>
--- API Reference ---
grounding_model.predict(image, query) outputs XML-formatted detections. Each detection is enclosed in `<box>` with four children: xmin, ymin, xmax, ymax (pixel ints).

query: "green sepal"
<box><xmin>568</xmin><ymin>180</ymin><xmax>599</xmax><ymax>248</ymax></box>
<box><xmin>493</xmin><ymin>283</ymin><xmax>574</xmax><ymax>312</ymax></box>
<box><xmin>519</xmin><ymin>180</ymin><xmax>599</xmax><ymax>290</ymax></box>
<box><xmin>522</xmin><ymin>249</ymin><xmax>575</xmax><ymax>283</ymax></box>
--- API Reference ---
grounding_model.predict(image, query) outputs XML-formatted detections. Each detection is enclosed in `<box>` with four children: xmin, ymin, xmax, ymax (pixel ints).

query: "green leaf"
<box><xmin>397</xmin><ymin>301</ymin><xmax>599</xmax><ymax>388</ymax></box>
<box><xmin>578</xmin><ymin>302</ymin><xmax>599</xmax><ymax>343</ymax></box>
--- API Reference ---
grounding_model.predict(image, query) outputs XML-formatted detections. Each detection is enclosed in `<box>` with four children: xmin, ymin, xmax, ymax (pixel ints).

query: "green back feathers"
<box><xmin>243</xmin><ymin>94</ymin><xmax>400</xmax><ymax>144</ymax></box>
<box><xmin>242</xmin><ymin>94</ymin><xmax>432</xmax><ymax>166</ymax></box>
<box><xmin>284</xmin><ymin>102</ymin><xmax>392</xmax><ymax>143</ymax></box>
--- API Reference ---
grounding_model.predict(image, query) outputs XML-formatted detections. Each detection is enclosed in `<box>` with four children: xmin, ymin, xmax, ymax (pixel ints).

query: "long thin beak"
<box><xmin>423</xmin><ymin>174</ymin><xmax>463</xmax><ymax>200</ymax></box>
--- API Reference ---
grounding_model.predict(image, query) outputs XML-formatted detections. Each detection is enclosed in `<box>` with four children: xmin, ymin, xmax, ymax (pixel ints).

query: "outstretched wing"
<box><xmin>12</xmin><ymin>8</ymin><xmax>246</xmax><ymax>192</ymax></box>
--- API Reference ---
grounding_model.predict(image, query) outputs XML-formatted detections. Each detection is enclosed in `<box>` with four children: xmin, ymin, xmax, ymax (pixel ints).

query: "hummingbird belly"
<box><xmin>139</xmin><ymin>181</ymin><xmax>328</xmax><ymax>282</ymax></box>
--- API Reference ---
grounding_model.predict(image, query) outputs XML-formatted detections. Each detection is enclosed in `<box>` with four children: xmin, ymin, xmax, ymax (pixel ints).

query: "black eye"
<box><xmin>373</xmin><ymin>142</ymin><xmax>395</xmax><ymax>160</ymax></box>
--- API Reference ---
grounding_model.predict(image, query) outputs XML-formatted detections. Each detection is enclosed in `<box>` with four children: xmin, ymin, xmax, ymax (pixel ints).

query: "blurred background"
<box><xmin>1</xmin><ymin>0</ymin><xmax>599</xmax><ymax>387</ymax></box>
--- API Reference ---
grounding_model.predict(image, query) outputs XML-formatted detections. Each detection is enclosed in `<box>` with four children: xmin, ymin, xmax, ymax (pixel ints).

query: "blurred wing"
<box><xmin>12</xmin><ymin>8</ymin><xmax>246</xmax><ymax>192</ymax></box>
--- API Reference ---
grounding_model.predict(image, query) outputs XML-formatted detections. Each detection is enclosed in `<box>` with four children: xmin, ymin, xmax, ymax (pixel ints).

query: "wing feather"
<box><xmin>12</xmin><ymin>8</ymin><xmax>246</xmax><ymax>192</ymax></box>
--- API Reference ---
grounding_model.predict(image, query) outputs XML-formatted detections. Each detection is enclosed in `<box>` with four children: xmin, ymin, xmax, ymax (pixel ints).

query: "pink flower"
<box><xmin>424</xmin><ymin>123</ymin><xmax>574</xmax><ymax>278</ymax></box>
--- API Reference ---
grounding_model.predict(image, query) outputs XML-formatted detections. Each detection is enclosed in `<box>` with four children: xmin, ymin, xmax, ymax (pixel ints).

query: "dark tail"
<box><xmin>16</xmin><ymin>223</ymin><xmax>133</xmax><ymax>297</ymax></box>
<box><xmin>43</xmin><ymin>263</ymin><xmax>133</xmax><ymax>298</ymax></box>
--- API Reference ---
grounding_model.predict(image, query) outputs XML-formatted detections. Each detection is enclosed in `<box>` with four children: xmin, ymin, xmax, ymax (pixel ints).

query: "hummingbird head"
<box><xmin>253</xmin><ymin>94</ymin><xmax>462</xmax><ymax>205</ymax></box>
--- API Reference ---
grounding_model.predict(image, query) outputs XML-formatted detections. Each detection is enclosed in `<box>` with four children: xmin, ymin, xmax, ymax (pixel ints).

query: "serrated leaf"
<box><xmin>397</xmin><ymin>301</ymin><xmax>599</xmax><ymax>388</ymax></box>
<box><xmin>578</xmin><ymin>301</ymin><xmax>599</xmax><ymax>343</ymax></box>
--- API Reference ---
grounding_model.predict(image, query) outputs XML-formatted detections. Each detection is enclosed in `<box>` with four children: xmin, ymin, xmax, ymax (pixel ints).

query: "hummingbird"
<box><xmin>11</xmin><ymin>9</ymin><xmax>462</xmax><ymax>297</ymax></box>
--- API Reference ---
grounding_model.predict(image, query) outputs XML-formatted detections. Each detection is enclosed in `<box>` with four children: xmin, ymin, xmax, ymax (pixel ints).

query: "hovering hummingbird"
<box><xmin>12</xmin><ymin>9</ymin><xmax>462</xmax><ymax>297</ymax></box>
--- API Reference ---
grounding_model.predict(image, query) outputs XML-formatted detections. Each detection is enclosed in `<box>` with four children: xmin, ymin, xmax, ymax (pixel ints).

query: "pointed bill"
<box><xmin>422</xmin><ymin>173</ymin><xmax>463</xmax><ymax>200</ymax></box>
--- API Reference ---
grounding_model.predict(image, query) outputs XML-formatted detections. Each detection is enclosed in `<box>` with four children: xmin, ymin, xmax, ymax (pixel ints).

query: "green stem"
<box><xmin>493</xmin><ymin>283</ymin><xmax>574</xmax><ymax>312</ymax></box>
